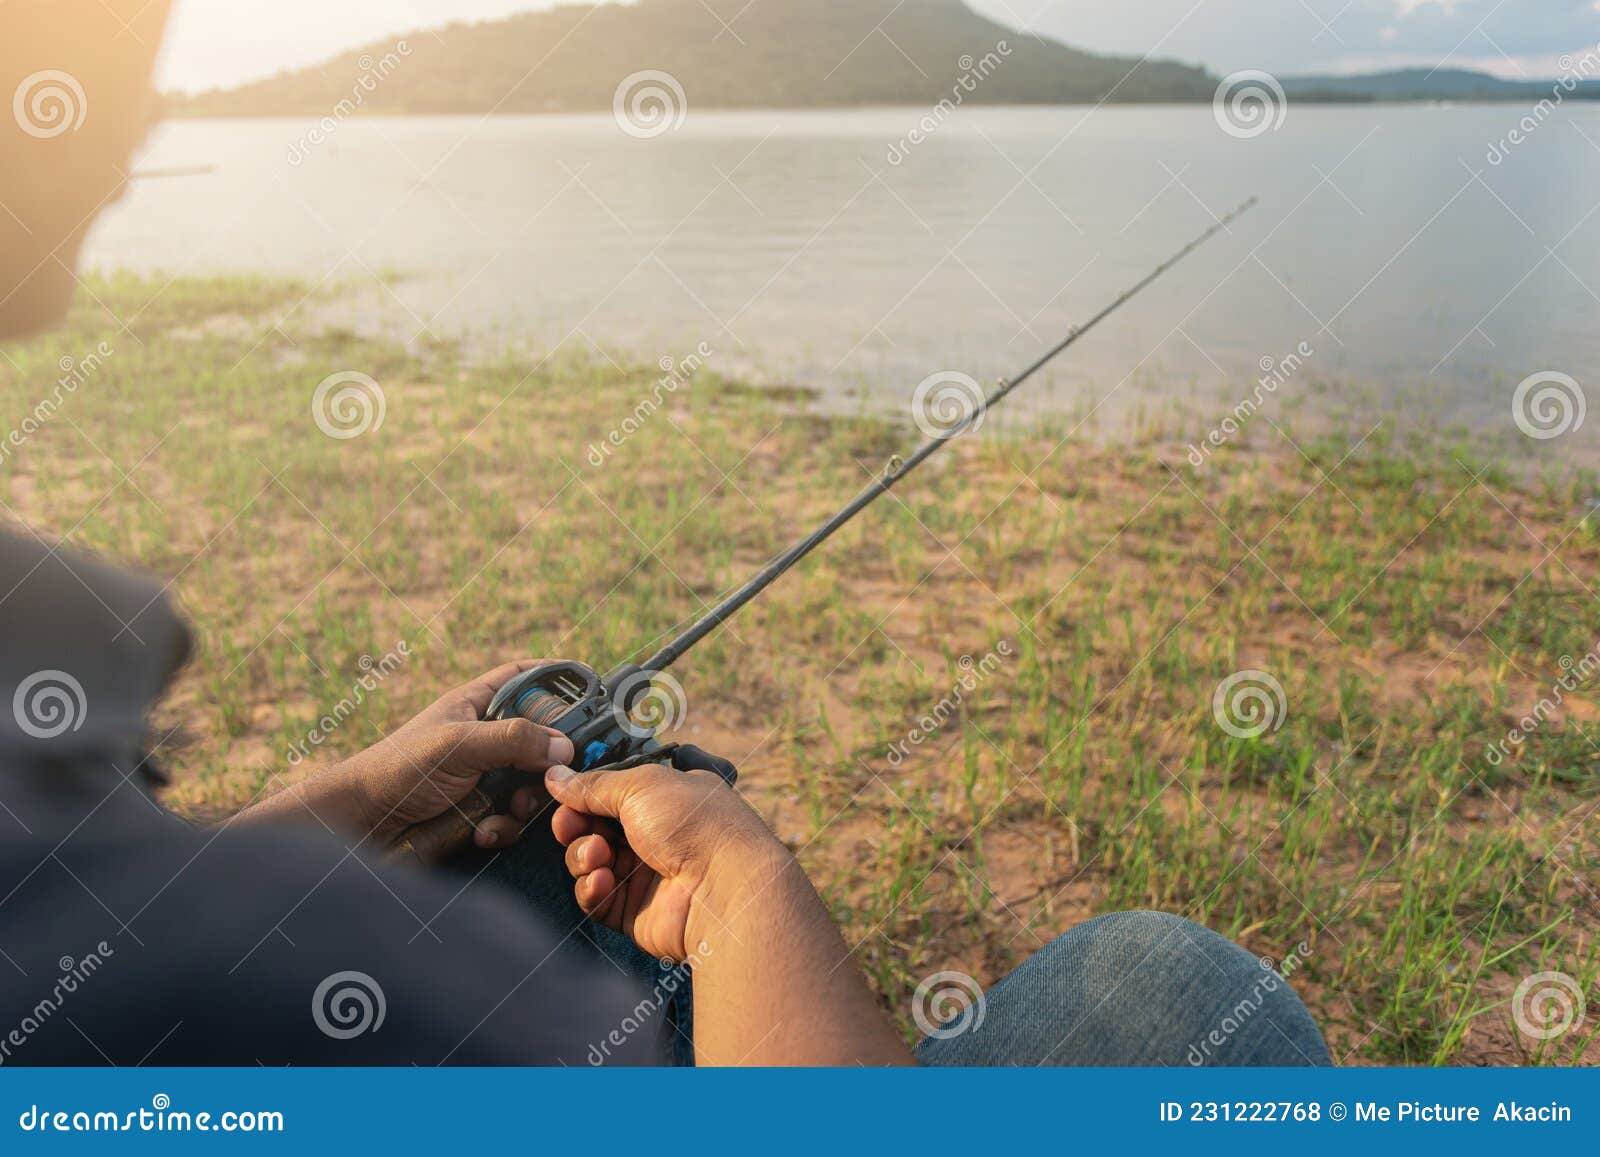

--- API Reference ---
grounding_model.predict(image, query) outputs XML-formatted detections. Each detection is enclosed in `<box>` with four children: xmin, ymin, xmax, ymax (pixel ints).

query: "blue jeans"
<box><xmin>472</xmin><ymin>835</ymin><xmax>1330</xmax><ymax>1067</ymax></box>
<box><xmin>913</xmin><ymin>911</ymin><xmax>1330</xmax><ymax>1067</ymax></box>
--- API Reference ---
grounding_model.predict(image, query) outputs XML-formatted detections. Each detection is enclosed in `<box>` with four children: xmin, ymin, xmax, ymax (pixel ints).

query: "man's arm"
<box><xmin>544</xmin><ymin>765</ymin><xmax>915</xmax><ymax>1067</ymax></box>
<box><xmin>687</xmin><ymin>844</ymin><xmax>914</xmax><ymax>1066</ymax></box>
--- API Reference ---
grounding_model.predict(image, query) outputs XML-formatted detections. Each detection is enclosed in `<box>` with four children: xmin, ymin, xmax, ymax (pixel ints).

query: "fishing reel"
<box><xmin>390</xmin><ymin>660</ymin><xmax>734</xmax><ymax>864</ymax></box>
<box><xmin>478</xmin><ymin>660</ymin><xmax>735</xmax><ymax>801</ymax></box>
<box><xmin>490</xmin><ymin>661</ymin><xmax>663</xmax><ymax>772</ymax></box>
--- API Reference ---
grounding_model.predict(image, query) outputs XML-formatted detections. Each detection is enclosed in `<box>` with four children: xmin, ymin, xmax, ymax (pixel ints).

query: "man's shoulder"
<box><xmin>0</xmin><ymin>527</ymin><xmax>190</xmax><ymax>765</ymax></box>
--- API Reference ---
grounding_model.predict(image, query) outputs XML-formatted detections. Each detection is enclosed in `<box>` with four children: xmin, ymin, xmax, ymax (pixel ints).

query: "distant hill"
<box><xmin>1281</xmin><ymin>67</ymin><xmax>1600</xmax><ymax>102</ymax></box>
<box><xmin>167</xmin><ymin>0</ymin><xmax>1215</xmax><ymax>115</ymax></box>
<box><xmin>166</xmin><ymin>0</ymin><xmax>1594</xmax><ymax>117</ymax></box>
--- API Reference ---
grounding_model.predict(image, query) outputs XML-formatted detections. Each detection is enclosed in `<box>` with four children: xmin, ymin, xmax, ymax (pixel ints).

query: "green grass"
<box><xmin>2</xmin><ymin>274</ymin><xmax>1596</xmax><ymax>1065</ymax></box>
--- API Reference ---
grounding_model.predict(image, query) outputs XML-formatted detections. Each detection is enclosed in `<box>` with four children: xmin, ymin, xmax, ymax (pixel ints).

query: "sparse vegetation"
<box><xmin>1</xmin><ymin>275</ymin><xmax>1595</xmax><ymax>1065</ymax></box>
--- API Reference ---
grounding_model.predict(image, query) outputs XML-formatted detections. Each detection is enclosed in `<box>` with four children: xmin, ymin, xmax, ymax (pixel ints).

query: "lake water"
<box><xmin>92</xmin><ymin>105</ymin><xmax>1600</xmax><ymax>456</ymax></box>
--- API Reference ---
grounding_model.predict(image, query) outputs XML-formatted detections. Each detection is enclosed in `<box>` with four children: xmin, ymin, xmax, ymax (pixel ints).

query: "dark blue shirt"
<box><xmin>0</xmin><ymin>529</ymin><xmax>653</xmax><ymax>1065</ymax></box>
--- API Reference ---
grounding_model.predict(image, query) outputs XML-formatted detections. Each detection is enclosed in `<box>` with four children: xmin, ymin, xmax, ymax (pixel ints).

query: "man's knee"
<box><xmin>1004</xmin><ymin>910</ymin><xmax>1329</xmax><ymax>1066</ymax></box>
<box><xmin>1056</xmin><ymin>915</ymin><xmax>1331</xmax><ymax>1068</ymax></box>
<box><xmin>1034</xmin><ymin>910</ymin><xmax>1226</xmax><ymax>984</ymax></box>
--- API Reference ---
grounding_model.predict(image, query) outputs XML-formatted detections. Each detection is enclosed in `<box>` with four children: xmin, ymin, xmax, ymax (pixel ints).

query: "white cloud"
<box><xmin>1393</xmin><ymin>0</ymin><xmax>1463</xmax><ymax>16</ymax></box>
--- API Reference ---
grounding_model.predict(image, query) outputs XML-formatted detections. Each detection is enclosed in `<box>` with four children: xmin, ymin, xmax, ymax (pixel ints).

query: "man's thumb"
<box><xmin>548</xmin><ymin>762</ymin><xmax>681</xmax><ymax>817</ymax></box>
<box><xmin>545</xmin><ymin>764</ymin><xmax>623</xmax><ymax>817</ymax></box>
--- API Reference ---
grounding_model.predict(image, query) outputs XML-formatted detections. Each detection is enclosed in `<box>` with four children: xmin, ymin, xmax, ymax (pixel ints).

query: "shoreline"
<box><xmin>158</xmin><ymin>97</ymin><xmax>1578</xmax><ymax>120</ymax></box>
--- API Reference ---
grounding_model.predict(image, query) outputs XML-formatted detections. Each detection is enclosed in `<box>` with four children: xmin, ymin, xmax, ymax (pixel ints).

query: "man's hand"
<box><xmin>546</xmin><ymin>760</ymin><xmax>916</xmax><ymax>1066</ymax></box>
<box><xmin>545</xmin><ymin>762</ymin><xmax>789</xmax><ymax>963</ymax></box>
<box><xmin>237</xmin><ymin>661</ymin><xmax>572</xmax><ymax>858</ymax></box>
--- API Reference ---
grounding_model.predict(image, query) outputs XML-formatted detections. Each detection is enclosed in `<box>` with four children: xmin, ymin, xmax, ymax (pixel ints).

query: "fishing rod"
<box><xmin>391</xmin><ymin>196</ymin><xmax>1258</xmax><ymax>860</ymax></box>
<box><xmin>640</xmin><ymin>195</ymin><xmax>1258</xmax><ymax>676</ymax></box>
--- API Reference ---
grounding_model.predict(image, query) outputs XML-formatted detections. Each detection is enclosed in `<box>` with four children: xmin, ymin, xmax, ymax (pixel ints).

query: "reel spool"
<box><xmin>487</xmin><ymin>661</ymin><xmax>657</xmax><ymax>772</ymax></box>
<box><xmin>507</xmin><ymin>690</ymin><xmax>573</xmax><ymax>728</ymax></box>
<box><xmin>496</xmin><ymin>663</ymin><xmax>598</xmax><ymax>730</ymax></box>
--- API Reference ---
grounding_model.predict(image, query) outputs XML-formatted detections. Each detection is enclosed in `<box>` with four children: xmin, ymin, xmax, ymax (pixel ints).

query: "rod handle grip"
<box><xmin>388</xmin><ymin>789</ymin><xmax>495</xmax><ymax>866</ymax></box>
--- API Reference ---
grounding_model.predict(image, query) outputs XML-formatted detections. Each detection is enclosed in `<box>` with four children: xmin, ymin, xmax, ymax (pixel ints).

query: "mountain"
<box><xmin>166</xmin><ymin>0</ymin><xmax>1597</xmax><ymax>117</ymax></box>
<box><xmin>1281</xmin><ymin>68</ymin><xmax>1600</xmax><ymax>102</ymax></box>
<box><xmin>167</xmin><ymin>0</ymin><xmax>1215</xmax><ymax>115</ymax></box>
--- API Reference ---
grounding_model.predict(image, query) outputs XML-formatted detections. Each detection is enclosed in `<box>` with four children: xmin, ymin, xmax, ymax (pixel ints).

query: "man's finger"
<box><xmin>510</xmin><ymin>785</ymin><xmax>543</xmax><ymax>822</ymax></box>
<box><xmin>576</xmin><ymin>868</ymin><xmax>620</xmax><ymax>922</ymax></box>
<box><xmin>564</xmin><ymin>833</ymin><xmax>614</xmax><ymax>878</ymax></box>
<box><xmin>550</xmin><ymin>804</ymin><xmax>594</xmax><ymax>846</ymax></box>
<box><xmin>552</xmin><ymin>805</ymin><xmax>627</xmax><ymax>849</ymax></box>
<box><xmin>473</xmin><ymin>815</ymin><xmax>527</xmax><ymax>850</ymax></box>
<box><xmin>543</xmin><ymin>763</ymin><xmax>673</xmax><ymax>819</ymax></box>
<box><xmin>443</xmin><ymin>718</ymin><xmax>575</xmax><ymax>773</ymax></box>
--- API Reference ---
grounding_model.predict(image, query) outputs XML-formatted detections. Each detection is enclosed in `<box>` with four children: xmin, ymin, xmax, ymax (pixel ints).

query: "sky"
<box><xmin>154</xmin><ymin>0</ymin><xmax>1600</xmax><ymax>93</ymax></box>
